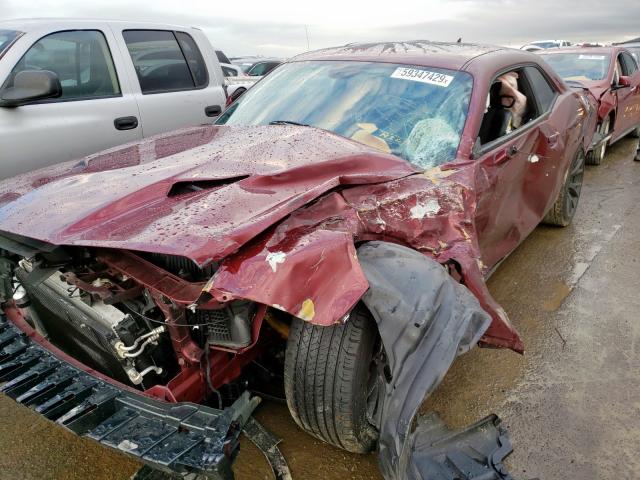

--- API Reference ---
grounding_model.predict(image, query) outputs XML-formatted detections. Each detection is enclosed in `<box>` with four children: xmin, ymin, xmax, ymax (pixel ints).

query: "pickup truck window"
<box><xmin>123</xmin><ymin>30</ymin><xmax>207</xmax><ymax>94</ymax></box>
<box><xmin>0</xmin><ymin>30</ymin><xmax>21</xmax><ymax>58</ymax></box>
<box><xmin>2</xmin><ymin>30</ymin><xmax>120</xmax><ymax>101</ymax></box>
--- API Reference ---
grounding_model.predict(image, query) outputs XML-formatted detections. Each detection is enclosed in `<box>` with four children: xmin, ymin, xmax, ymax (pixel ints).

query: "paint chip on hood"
<box><xmin>410</xmin><ymin>199</ymin><xmax>440</xmax><ymax>219</ymax></box>
<box><xmin>266</xmin><ymin>251</ymin><xmax>287</xmax><ymax>272</ymax></box>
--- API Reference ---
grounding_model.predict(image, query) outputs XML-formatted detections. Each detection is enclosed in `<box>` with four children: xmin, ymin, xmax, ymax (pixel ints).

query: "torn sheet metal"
<box><xmin>356</xmin><ymin>242</ymin><xmax>492</xmax><ymax>480</ymax></box>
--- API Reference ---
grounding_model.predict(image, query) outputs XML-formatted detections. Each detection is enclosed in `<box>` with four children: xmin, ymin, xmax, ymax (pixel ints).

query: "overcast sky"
<box><xmin>1</xmin><ymin>0</ymin><xmax>639</xmax><ymax>58</ymax></box>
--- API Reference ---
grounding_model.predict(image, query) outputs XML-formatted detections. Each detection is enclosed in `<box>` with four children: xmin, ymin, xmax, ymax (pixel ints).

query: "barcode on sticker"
<box><xmin>578</xmin><ymin>55</ymin><xmax>606</xmax><ymax>60</ymax></box>
<box><xmin>390</xmin><ymin>67</ymin><xmax>454</xmax><ymax>87</ymax></box>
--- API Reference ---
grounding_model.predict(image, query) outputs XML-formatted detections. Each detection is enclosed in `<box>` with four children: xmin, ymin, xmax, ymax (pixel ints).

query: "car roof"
<box><xmin>291</xmin><ymin>41</ymin><xmax>507</xmax><ymax>70</ymax></box>
<box><xmin>0</xmin><ymin>17</ymin><xmax>202</xmax><ymax>33</ymax></box>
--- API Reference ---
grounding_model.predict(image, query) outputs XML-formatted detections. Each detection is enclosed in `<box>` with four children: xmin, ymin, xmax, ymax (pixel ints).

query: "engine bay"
<box><xmin>1</xmin><ymin>242</ymin><xmax>274</xmax><ymax>404</ymax></box>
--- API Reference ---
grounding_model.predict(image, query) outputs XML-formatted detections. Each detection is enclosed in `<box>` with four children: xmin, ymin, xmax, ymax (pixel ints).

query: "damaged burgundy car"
<box><xmin>539</xmin><ymin>46</ymin><xmax>640</xmax><ymax>165</ymax></box>
<box><xmin>0</xmin><ymin>42</ymin><xmax>591</xmax><ymax>479</ymax></box>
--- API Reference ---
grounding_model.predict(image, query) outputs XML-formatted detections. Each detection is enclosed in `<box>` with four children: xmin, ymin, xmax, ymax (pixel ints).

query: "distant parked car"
<box><xmin>539</xmin><ymin>46</ymin><xmax>640</xmax><ymax>164</ymax></box>
<box><xmin>521</xmin><ymin>39</ymin><xmax>572</xmax><ymax>51</ymax></box>
<box><xmin>0</xmin><ymin>19</ymin><xmax>234</xmax><ymax>179</ymax></box>
<box><xmin>245</xmin><ymin>59</ymin><xmax>282</xmax><ymax>77</ymax></box>
<box><xmin>220</xmin><ymin>62</ymin><xmax>246</xmax><ymax>78</ymax></box>
<box><xmin>215</xmin><ymin>49</ymin><xmax>231</xmax><ymax>64</ymax></box>
<box><xmin>231</xmin><ymin>57</ymin><xmax>282</xmax><ymax>77</ymax></box>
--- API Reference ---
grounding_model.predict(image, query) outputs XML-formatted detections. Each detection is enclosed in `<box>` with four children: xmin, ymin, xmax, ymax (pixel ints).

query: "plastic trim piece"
<box><xmin>0</xmin><ymin>314</ymin><xmax>257</xmax><ymax>480</ymax></box>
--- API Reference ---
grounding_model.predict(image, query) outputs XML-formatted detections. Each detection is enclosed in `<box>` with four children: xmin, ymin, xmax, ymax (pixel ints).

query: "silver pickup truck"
<box><xmin>0</xmin><ymin>19</ymin><xmax>247</xmax><ymax>179</ymax></box>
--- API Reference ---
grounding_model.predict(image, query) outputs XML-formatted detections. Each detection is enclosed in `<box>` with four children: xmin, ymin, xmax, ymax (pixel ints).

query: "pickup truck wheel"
<box><xmin>284</xmin><ymin>304</ymin><xmax>381</xmax><ymax>453</ymax></box>
<box><xmin>587</xmin><ymin>117</ymin><xmax>610</xmax><ymax>165</ymax></box>
<box><xmin>543</xmin><ymin>148</ymin><xmax>585</xmax><ymax>227</ymax></box>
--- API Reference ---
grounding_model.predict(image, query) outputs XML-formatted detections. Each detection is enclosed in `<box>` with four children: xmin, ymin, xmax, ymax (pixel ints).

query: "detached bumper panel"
<box><xmin>0</xmin><ymin>314</ymin><xmax>256</xmax><ymax>480</ymax></box>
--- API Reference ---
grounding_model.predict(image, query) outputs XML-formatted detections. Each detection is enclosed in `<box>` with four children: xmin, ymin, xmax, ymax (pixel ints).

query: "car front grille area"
<box><xmin>187</xmin><ymin>302</ymin><xmax>254</xmax><ymax>349</ymax></box>
<box><xmin>0</xmin><ymin>314</ymin><xmax>257</xmax><ymax>479</ymax></box>
<box><xmin>15</xmin><ymin>268</ymin><xmax>132</xmax><ymax>384</ymax></box>
<box><xmin>146</xmin><ymin>253</ymin><xmax>218</xmax><ymax>281</ymax></box>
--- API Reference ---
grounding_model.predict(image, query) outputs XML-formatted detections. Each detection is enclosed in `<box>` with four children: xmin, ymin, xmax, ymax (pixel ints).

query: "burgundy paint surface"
<box><xmin>0</xmin><ymin>45</ymin><xmax>590</xmax><ymax>353</ymax></box>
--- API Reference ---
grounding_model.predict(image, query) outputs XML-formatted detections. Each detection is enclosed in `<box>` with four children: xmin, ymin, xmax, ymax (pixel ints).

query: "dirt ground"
<box><xmin>0</xmin><ymin>138</ymin><xmax>639</xmax><ymax>480</ymax></box>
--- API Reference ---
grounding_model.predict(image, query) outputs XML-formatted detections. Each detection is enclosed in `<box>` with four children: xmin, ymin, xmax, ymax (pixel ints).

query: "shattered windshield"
<box><xmin>541</xmin><ymin>53</ymin><xmax>611</xmax><ymax>82</ymax></box>
<box><xmin>217</xmin><ymin>60</ymin><xmax>473</xmax><ymax>169</ymax></box>
<box><xmin>0</xmin><ymin>30</ymin><xmax>21</xmax><ymax>58</ymax></box>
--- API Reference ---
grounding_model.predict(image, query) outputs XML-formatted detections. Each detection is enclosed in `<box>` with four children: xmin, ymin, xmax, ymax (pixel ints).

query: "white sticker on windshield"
<box><xmin>578</xmin><ymin>55</ymin><xmax>606</xmax><ymax>60</ymax></box>
<box><xmin>390</xmin><ymin>67</ymin><xmax>454</xmax><ymax>87</ymax></box>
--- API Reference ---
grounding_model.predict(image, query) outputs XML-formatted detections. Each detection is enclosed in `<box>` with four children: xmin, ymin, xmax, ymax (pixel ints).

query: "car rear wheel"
<box><xmin>587</xmin><ymin>117</ymin><xmax>610</xmax><ymax>165</ymax></box>
<box><xmin>284</xmin><ymin>304</ymin><xmax>382</xmax><ymax>453</ymax></box>
<box><xmin>543</xmin><ymin>148</ymin><xmax>585</xmax><ymax>227</ymax></box>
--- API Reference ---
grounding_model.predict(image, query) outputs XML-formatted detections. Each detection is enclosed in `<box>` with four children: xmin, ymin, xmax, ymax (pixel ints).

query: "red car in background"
<box><xmin>539</xmin><ymin>46</ymin><xmax>640</xmax><ymax>165</ymax></box>
<box><xmin>0</xmin><ymin>42</ymin><xmax>593</xmax><ymax>479</ymax></box>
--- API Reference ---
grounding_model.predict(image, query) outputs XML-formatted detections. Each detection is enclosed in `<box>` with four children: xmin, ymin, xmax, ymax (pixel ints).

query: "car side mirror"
<box><xmin>613</xmin><ymin>75</ymin><xmax>631</xmax><ymax>90</ymax></box>
<box><xmin>0</xmin><ymin>70</ymin><xmax>62</xmax><ymax>108</ymax></box>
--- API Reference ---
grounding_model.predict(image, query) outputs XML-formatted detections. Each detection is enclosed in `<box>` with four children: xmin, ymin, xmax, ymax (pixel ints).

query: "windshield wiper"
<box><xmin>269</xmin><ymin>120</ymin><xmax>309</xmax><ymax>126</ymax></box>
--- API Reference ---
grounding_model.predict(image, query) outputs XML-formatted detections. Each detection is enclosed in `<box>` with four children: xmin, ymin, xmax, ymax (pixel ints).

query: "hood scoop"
<box><xmin>167</xmin><ymin>175</ymin><xmax>250</xmax><ymax>197</ymax></box>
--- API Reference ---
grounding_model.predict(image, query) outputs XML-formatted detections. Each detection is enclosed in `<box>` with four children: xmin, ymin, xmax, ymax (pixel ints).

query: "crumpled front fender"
<box><xmin>206</xmin><ymin>227</ymin><xmax>368</xmax><ymax>326</ymax></box>
<box><xmin>204</xmin><ymin>167</ymin><xmax>523</xmax><ymax>353</ymax></box>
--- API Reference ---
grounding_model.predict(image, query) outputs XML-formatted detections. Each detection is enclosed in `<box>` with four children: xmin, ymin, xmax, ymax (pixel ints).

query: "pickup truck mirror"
<box><xmin>0</xmin><ymin>70</ymin><xmax>62</xmax><ymax>108</ymax></box>
<box><xmin>613</xmin><ymin>75</ymin><xmax>631</xmax><ymax>90</ymax></box>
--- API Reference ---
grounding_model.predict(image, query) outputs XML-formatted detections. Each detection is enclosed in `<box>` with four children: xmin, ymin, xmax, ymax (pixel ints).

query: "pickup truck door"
<box><xmin>0</xmin><ymin>24</ymin><xmax>142</xmax><ymax>179</ymax></box>
<box><xmin>110</xmin><ymin>26</ymin><xmax>227</xmax><ymax>137</ymax></box>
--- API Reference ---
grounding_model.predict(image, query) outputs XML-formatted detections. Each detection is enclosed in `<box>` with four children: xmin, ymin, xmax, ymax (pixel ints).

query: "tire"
<box><xmin>543</xmin><ymin>148</ymin><xmax>585</xmax><ymax>227</ymax></box>
<box><xmin>587</xmin><ymin>116</ymin><xmax>611</xmax><ymax>166</ymax></box>
<box><xmin>284</xmin><ymin>304</ymin><xmax>381</xmax><ymax>453</ymax></box>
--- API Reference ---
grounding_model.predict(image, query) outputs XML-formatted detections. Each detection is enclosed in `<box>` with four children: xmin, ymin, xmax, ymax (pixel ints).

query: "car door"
<box><xmin>615</xmin><ymin>51</ymin><xmax>640</xmax><ymax>134</ymax></box>
<box><xmin>0</xmin><ymin>26</ymin><xmax>142</xmax><ymax>179</ymax></box>
<box><xmin>474</xmin><ymin>66</ymin><xmax>563</xmax><ymax>268</ymax></box>
<box><xmin>112</xmin><ymin>27</ymin><xmax>226</xmax><ymax>137</ymax></box>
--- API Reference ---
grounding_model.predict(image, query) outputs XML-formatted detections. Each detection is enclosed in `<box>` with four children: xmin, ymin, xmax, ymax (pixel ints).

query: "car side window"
<box><xmin>247</xmin><ymin>62</ymin><xmax>280</xmax><ymax>77</ymax></box>
<box><xmin>621</xmin><ymin>52</ymin><xmax>638</xmax><ymax>75</ymax></box>
<box><xmin>123</xmin><ymin>30</ymin><xmax>207</xmax><ymax>94</ymax></box>
<box><xmin>247</xmin><ymin>62</ymin><xmax>268</xmax><ymax>76</ymax></box>
<box><xmin>2</xmin><ymin>30</ymin><xmax>120</xmax><ymax>101</ymax></box>
<box><xmin>613</xmin><ymin>56</ymin><xmax>623</xmax><ymax>84</ymax></box>
<box><xmin>523</xmin><ymin>66</ymin><xmax>557</xmax><ymax>113</ymax></box>
<box><xmin>174</xmin><ymin>32</ymin><xmax>208</xmax><ymax>87</ymax></box>
<box><xmin>478</xmin><ymin>68</ymin><xmax>536</xmax><ymax>145</ymax></box>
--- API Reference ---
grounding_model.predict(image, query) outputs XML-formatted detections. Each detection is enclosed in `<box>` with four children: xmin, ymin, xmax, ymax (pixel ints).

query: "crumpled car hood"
<box><xmin>0</xmin><ymin>125</ymin><xmax>417</xmax><ymax>266</ymax></box>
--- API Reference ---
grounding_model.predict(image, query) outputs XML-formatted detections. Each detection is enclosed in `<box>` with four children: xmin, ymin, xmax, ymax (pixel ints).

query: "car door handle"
<box><xmin>114</xmin><ymin>116</ymin><xmax>138</xmax><ymax>131</ymax></box>
<box><xmin>205</xmin><ymin>105</ymin><xmax>222</xmax><ymax>117</ymax></box>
